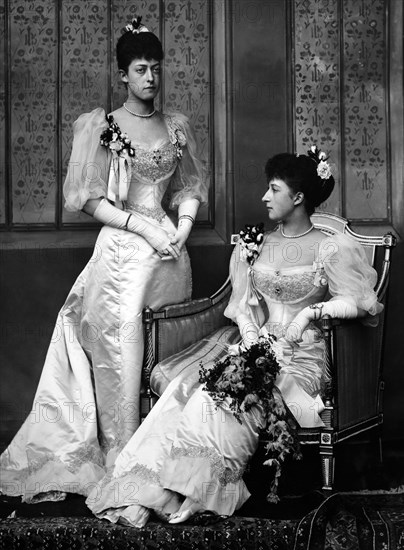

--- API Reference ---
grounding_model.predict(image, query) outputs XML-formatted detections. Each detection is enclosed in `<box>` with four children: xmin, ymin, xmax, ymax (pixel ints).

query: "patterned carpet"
<box><xmin>0</xmin><ymin>489</ymin><xmax>404</xmax><ymax>549</ymax></box>
<box><xmin>1</xmin><ymin>441</ymin><xmax>404</xmax><ymax>549</ymax></box>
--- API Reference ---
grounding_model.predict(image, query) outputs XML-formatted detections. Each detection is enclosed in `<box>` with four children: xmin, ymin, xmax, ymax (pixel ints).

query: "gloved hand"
<box><xmin>93</xmin><ymin>199</ymin><xmax>180</xmax><ymax>259</ymax></box>
<box><xmin>284</xmin><ymin>300</ymin><xmax>359</xmax><ymax>343</ymax></box>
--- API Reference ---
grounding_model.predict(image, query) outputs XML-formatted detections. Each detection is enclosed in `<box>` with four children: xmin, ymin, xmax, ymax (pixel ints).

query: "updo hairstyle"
<box><xmin>264</xmin><ymin>153</ymin><xmax>335</xmax><ymax>215</ymax></box>
<box><xmin>116</xmin><ymin>31</ymin><xmax>164</xmax><ymax>74</ymax></box>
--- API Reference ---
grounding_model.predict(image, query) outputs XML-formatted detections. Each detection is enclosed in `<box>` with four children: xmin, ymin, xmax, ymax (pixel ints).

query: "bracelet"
<box><xmin>309</xmin><ymin>302</ymin><xmax>324</xmax><ymax>320</ymax></box>
<box><xmin>179</xmin><ymin>214</ymin><xmax>195</xmax><ymax>224</ymax></box>
<box><xmin>124</xmin><ymin>213</ymin><xmax>133</xmax><ymax>231</ymax></box>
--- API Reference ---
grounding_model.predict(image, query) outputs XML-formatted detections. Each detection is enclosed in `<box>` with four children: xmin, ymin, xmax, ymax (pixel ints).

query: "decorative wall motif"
<box><xmin>61</xmin><ymin>0</ymin><xmax>109</xmax><ymax>224</ymax></box>
<box><xmin>294</xmin><ymin>0</ymin><xmax>389</xmax><ymax>222</ymax></box>
<box><xmin>343</xmin><ymin>0</ymin><xmax>388</xmax><ymax>220</ymax></box>
<box><xmin>10</xmin><ymin>0</ymin><xmax>57</xmax><ymax>224</ymax></box>
<box><xmin>1</xmin><ymin>0</ymin><xmax>392</xmax><ymax>229</ymax></box>
<box><xmin>2</xmin><ymin>0</ymin><xmax>212</xmax><ymax>228</ymax></box>
<box><xmin>294</xmin><ymin>0</ymin><xmax>341</xmax><ymax>214</ymax></box>
<box><xmin>163</xmin><ymin>0</ymin><xmax>210</xmax><ymax>165</ymax></box>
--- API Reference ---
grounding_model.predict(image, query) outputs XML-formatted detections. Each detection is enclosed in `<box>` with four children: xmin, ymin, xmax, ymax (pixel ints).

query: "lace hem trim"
<box><xmin>170</xmin><ymin>445</ymin><xmax>245</xmax><ymax>487</ymax></box>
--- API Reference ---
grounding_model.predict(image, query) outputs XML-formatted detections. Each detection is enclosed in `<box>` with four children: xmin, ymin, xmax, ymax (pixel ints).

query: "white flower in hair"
<box><xmin>317</xmin><ymin>160</ymin><xmax>332</xmax><ymax>180</ymax></box>
<box><xmin>308</xmin><ymin>145</ymin><xmax>332</xmax><ymax>180</ymax></box>
<box><xmin>125</xmin><ymin>16</ymin><xmax>150</xmax><ymax>34</ymax></box>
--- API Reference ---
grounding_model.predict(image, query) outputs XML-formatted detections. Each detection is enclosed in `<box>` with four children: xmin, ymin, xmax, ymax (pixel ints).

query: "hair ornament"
<box><xmin>307</xmin><ymin>145</ymin><xmax>332</xmax><ymax>180</ymax></box>
<box><xmin>124</xmin><ymin>16</ymin><xmax>150</xmax><ymax>34</ymax></box>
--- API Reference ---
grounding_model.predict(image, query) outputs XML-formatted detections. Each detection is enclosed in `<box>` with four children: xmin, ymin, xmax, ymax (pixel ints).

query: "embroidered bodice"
<box><xmin>113</xmin><ymin>115</ymin><xmax>181</xmax><ymax>222</ymax></box>
<box><xmin>130</xmin><ymin>142</ymin><xmax>178</xmax><ymax>183</ymax></box>
<box><xmin>252</xmin><ymin>266</ymin><xmax>320</xmax><ymax>304</ymax></box>
<box><xmin>250</xmin><ymin>262</ymin><xmax>329</xmax><ymax>332</ymax></box>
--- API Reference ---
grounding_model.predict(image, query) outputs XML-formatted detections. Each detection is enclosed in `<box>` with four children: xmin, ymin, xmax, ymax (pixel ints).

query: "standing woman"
<box><xmin>0</xmin><ymin>17</ymin><xmax>206</xmax><ymax>503</ymax></box>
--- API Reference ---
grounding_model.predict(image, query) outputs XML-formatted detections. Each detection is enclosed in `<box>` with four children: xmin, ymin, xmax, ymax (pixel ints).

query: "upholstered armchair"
<box><xmin>140</xmin><ymin>212</ymin><xmax>396</xmax><ymax>492</ymax></box>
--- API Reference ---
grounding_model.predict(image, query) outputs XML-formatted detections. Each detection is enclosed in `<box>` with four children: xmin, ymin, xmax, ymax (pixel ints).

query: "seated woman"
<box><xmin>86</xmin><ymin>147</ymin><xmax>383</xmax><ymax>527</ymax></box>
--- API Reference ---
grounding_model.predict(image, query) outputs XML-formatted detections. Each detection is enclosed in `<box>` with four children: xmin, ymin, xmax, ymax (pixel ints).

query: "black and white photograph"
<box><xmin>0</xmin><ymin>0</ymin><xmax>403</xmax><ymax>548</ymax></box>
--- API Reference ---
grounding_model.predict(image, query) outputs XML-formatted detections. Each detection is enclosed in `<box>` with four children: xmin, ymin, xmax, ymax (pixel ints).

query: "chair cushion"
<box><xmin>150</xmin><ymin>325</ymin><xmax>240</xmax><ymax>397</ymax></box>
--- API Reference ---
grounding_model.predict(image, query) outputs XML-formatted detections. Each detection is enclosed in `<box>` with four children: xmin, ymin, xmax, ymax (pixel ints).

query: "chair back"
<box><xmin>311</xmin><ymin>212</ymin><xmax>396</xmax><ymax>433</ymax></box>
<box><xmin>311</xmin><ymin>212</ymin><xmax>395</xmax><ymax>300</ymax></box>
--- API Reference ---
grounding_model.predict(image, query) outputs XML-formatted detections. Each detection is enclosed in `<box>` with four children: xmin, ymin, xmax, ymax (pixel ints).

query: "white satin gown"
<box><xmin>0</xmin><ymin>108</ymin><xmax>206</xmax><ymax>502</ymax></box>
<box><xmin>86</xmin><ymin>231</ymin><xmax>383</xmax><ymax>523</ymax></box>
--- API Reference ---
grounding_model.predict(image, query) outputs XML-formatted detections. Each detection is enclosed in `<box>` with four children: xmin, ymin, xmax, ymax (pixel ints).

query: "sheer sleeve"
<box><xmin>320</xmin><ymin>233</ymin><xmax>383</xmax><ymax>321</ymax></box>
<box><xmin>167</xmin><ymin>113</ymin><xmax>208</xmax><ymax>209</ymax></box>
<box><xmin>63</xmin><ymin>108</ymin><xmax>110</xmax><ymax>212</ymax></box>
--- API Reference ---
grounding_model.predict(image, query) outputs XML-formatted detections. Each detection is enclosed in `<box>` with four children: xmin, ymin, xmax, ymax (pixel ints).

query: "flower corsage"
<box><xmin>199</xmin><ymin>336</ymin><xmax>301</xmax><ymax>502</ymax></box>
<box><xmin>100</xmin><ymin>115</ymin><xmax>135</xmax><ymax>159</ymax></box>
<box><xmin>238</xmin><ymin>223</ymin><xmax>265</xmax><ymax>265</ymax></box>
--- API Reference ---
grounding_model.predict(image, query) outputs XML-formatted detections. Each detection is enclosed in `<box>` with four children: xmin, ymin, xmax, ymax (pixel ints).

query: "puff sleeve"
<box><xmin>167</xmin><ymin>113</ymin><xmax>208</xmax><ymax>209</ymax></box>
<box><xmin>63</xmin><ymin>108</ymin><xmax>110</xmax><ymax>212</ymax></box>
<box><xmin>320</xmin><ymin>233</ymin><xmax>384</xmax><ymax>323</ymax></box>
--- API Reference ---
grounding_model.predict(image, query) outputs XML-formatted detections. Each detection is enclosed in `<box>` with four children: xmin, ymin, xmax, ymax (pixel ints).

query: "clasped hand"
<box><xmin>284</xmin><ymin>304</ymin><xmax>322</xmax><ymax>344</ymax></box>
<box><xmin>152</xmin><ymin>225</ymin><xmax>191</xmax><ymax>261</ymax></box>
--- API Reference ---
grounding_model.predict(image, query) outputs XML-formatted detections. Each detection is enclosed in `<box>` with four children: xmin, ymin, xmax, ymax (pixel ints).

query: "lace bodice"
<box><xmin>251</xmin><ymin>265</ymin><xmax>327</xmax><ymax>304</ymax></box>
<box><xmin>130</xmin><ymin>142</ymin><xmax>178</xmax><ymax>183</ymax></box>
<box><xmin>250</xmin><ymin>262</ymin><xmax>329</xmax><ymax>331</ymax></box>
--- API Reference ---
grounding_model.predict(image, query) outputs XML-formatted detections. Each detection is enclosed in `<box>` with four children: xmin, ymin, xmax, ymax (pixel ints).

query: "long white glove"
<box><xmin>93</xmin><ymin>199</ymin><xmax>179</xmax><ymax>258</ymax></box>
<box><xmin>285</xmin><ymin>300</ymin><xmax>359</xmax><ymax>343</ymax></box>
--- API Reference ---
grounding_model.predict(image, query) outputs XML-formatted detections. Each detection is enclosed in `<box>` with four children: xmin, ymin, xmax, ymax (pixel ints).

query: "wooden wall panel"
<box><xmin>232</xmin><ymin>0</ymin><xmax>289</xmax><ymax>231</ymax></box>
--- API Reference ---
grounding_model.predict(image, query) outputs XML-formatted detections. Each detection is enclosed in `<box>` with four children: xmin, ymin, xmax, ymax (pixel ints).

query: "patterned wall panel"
<box><xmin>0</xmin><ymin>1</ymin><xmax>5</xmax><ymax>225</ymax></box>
<box><xmin>294</xmin><ymin>0</ymin><xmax>341</xmax><ymax>214</ymax></box>
<box><xmin>10</xmin><ymin>0</ymin><xmax>57</xmax><ymax>225</ymax></box>
<box><xmin>294</xmin><ymin>0</ymin><xmax>390</xmax><ymax>222</ymax></box>
<box><xmin>163</xmin><ymin>0</ymin><xmax>211</xmax><ymax>221</ymax></box>
<box><xmin>163</xmin><ymin>0</ymin><xmax>210</xmax><ymax>168</ymax></box>
<box><xmin>61</xmin><ymin>0</ymin><xmax>109</xmax><ymax>224</ymax></box>
<box><xmin>3</xmin><ymin>0</ymin><xmax>214</xmax><ymax>229</ymax></box>
<box><xmin>343</xmin><ymin>0</ymin><xmax>388</xmax><ymax>221</ymax></box>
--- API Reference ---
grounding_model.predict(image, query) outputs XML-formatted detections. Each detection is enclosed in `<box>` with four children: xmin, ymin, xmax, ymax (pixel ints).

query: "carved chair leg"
<box><xmin>140</xmin><ymin>389</ymin><xmax>158</xmax><ymax>423</ymax></box>
<box><xmin>376</xmin><ymin>425</ymin><xmax>384</xmax><ymax>464</ymax></box>
<box><xmin>319</xmin><ymin>431</ymin><xmax>335</xmax><ymax>492</ymax></box>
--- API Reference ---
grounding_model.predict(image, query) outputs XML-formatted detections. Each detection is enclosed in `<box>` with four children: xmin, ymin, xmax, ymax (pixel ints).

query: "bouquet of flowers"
<box><xmin>199</xmin><ymin>336</ymin><xmax>301</xmax><ymax>503</ymax></box>
<box><xmin>100</xmin><ymin>115</ymin><xmax>135</xmax><ymax>158</ymax></box>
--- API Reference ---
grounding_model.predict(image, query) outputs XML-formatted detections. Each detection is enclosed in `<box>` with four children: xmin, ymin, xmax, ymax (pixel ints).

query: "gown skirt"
<box><xmin>0</xmin><ymin>217</ymin><xmax>192</xmax><ymax>502</ymax></box>
<box><xmin>87</xmin><ymin>360</ymin><xmax>262</xmax><ymax>521</ymax></box>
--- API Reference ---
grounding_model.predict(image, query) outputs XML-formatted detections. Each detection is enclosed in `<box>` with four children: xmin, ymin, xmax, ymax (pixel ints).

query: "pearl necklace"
<box><xmin>123</xmin><ymin>102</ymin><xmax>156</xmax><ymax>118</ymax></box>
<box><xmin>280</xmin><ymin>224</ymin><xmax>314</xmax><ymax>238</ymax></box>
